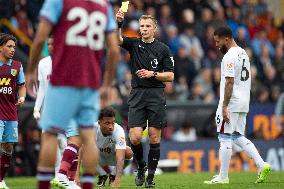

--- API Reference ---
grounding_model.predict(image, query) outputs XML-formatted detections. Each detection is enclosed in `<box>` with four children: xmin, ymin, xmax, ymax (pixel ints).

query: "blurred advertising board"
<box><xmin>145</xmin><ymin>139</ymin><xmax>284</xmax><ymax>173</ymax></box>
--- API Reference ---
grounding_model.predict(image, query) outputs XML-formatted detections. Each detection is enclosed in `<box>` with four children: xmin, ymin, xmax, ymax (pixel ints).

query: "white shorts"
<box><xmin>215</xmin><ymin>110</ymin><xmax>247</xmax><ymax>135</ymax></box>
<box><xmin>232</xmin><ymin>143</ymin><xmax>243</xmax><ymax>152</ymax></box>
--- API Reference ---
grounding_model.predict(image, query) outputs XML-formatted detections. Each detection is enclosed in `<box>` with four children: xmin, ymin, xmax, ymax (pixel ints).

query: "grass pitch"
<box><xmin>4</xmin><ymin>171</ymin><xmax>284</xmax><ymax>189</ymax></box>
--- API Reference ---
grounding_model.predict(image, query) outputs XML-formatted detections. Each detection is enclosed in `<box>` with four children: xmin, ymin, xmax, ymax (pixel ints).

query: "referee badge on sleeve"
<box><xmin>11</xmin><ymin>69</ymin><xmax>17</xmax><ymax>76</ymax></box>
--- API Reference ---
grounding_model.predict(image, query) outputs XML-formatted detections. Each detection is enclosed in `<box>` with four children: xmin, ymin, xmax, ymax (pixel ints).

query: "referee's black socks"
<box><xmin>131</xmin><ymin>143</ymin><xmax>145</xmax><ymax>168</ymax></box>
<box><xmin>147</xmin><ymin>143</ymin><xmax>160</xmax><ymax>180</ymax></box>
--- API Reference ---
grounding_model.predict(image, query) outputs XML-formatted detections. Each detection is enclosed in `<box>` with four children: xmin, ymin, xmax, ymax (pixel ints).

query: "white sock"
<box><xmin>219</xmin><ymin>137</ymin><xmax>232</xmax><ymax>179</ymax></box>
<box><xmin>110</xmin><ymin>166</ymin><xmax>116</xmax><ymax>175</ymax></box>
<box><xmin>55</xmin><ymin>134</ymin><xmax>67</xmax><ymax>175</ymax></box>
<box><xmin>233</xmin><ymin>136</ymin><xmax>265</xmax><ymax>170</ymax></box>
<box><xmin>55</xmin><ymin>146</ymin><xmax>62</xmax><ymax>175</ymax></box>
<box><xmin>96</xmin><ymin>165</ymin><xmax>107</xmax><ymax>176</ymax></box>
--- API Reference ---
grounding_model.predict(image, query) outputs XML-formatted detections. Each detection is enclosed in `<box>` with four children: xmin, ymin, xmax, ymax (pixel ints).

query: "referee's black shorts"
<box><xmin>127</xmin><ymin>87</ymin><xmax>167</xmax><ymax>129</ymax></box>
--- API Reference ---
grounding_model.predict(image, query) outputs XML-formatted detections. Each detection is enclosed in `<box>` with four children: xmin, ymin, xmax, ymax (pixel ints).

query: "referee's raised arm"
<box><xmin>116</xmin><ymin>9</ymin><xmax>124</xmax><ymax>45</ymax></box>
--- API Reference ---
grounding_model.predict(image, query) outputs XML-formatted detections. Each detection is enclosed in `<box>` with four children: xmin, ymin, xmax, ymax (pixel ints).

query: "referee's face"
<box><xmin>139</xmin><ymin>19</ymin><xmax>156</xmax><ymax>40</ymax></box>
<box><xmin>99</xmin><ymin>116</ymin><xmax>115</xmax><ymax>135</ymax></box>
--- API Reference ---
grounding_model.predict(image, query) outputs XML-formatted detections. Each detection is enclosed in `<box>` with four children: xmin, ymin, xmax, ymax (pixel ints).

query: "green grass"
<box><xmin>4</xmin><ymin>171</ymin><xmax>284</xmax><ymax>189</ymax></box>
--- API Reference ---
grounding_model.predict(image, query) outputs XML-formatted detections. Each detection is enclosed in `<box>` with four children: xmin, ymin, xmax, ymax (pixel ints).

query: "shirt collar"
<box><xmin>142</xmin><ymin>38</ymin><xmax>155</xmax><ymax>44</ymax></box>
<box><xmin>0</xmin><ymin>59</ymin><xmax>12</xmax><ymax>66</ymax></box>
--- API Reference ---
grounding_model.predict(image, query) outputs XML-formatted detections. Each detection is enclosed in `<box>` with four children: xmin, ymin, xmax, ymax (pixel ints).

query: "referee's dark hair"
<box><xmin>98</xmin><ymin>107</ymin><xmax>116</xmax><ymax>120</ymax></box>
<box><xmin>214</xmin><ymin>26</ymin><xmax>233</xmax><ymax>38</ymax></box>
<box><xmin>0</xmin><ymin>33</ymin><xmax>17</xmax><ymax>46</ymax></box>
<box><xmin>139</xmin><ymin>15</ymin><xmax>158</xmax><ymax>27</ymax></box>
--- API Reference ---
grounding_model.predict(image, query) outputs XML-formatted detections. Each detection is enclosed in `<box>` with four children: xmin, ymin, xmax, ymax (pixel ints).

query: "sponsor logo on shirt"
<box><xmin>0</xmin><ymin>78</ymin><xmax>11</xmax><ymax>86</ymax></box>
<box><xmin>109</xmin><ymin>138</ymin><xmax>115</xmax><ymax>144</ymax></box>
<box><xmin>226</xmin><ymin>62</ymin><xmax>233</xmax><ymax>69</ymax></box>
<box><xmin>99</xmin><ymin>147</ymin><xmax>111</xmax><ymax>154</ymax></box>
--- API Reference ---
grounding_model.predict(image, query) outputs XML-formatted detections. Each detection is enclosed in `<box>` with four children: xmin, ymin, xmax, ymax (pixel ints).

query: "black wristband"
<box><xmin>117</xmin><ymin>21</ymin><xmax>124</xmax><ymax>28</ymax></box>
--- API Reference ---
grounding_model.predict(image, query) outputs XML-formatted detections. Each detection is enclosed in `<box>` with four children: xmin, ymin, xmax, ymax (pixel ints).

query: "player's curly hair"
<box><xmin>214</xmin><ymin>26</ymin><xmax>232</xmax><ymax>38</ymax></box>
<box><xmin>0</xmin><ymin>33</ymin><xmax>17</xmax><ymax>46</ymax></box>
<box><xmin>98</xmin><ymin>107</ymin><xmax>116</xmax><ymax>120</ymax></box>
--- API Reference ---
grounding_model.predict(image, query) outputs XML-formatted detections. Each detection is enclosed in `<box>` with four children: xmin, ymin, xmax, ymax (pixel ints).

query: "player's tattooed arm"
<box><xmin>223</xmin><ymin>77</ymin><xmax>234</xmax><ymax>107</ymax></box>
<box><xmin>112</xmin><ymin>149</ymin><xmax>125</xmax><ymax>187</ymax></box>
<box><xmin>115</xmin><ymin>149</ymin><xmax>125</xmax><ymax>176</ymax></box>
<box><xmin>222</xmin><ymin>77</ymin><xmax>234</xmax><ymax>123</ymax></box>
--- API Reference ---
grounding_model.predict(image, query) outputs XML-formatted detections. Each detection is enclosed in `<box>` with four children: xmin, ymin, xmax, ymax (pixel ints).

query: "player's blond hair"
<box><xmin>139</xmin><ymin>15</ymin><xmax>157</xmax><ymax>27</ymax></box>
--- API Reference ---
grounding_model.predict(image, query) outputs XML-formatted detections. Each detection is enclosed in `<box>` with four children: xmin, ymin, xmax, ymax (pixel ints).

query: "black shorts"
<box><xmin>127</xmin><ymin>88</ymin><xmax>167</xmax><ymax>129</ymax></box>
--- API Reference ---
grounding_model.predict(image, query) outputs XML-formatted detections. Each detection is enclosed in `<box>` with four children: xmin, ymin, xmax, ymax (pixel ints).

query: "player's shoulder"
<box><xmin>94</xmin><ymin>121</ymin><xmax>99</xmax><ymax>128</ymax></box>
<box><xmin>12</xmin><ymin>60</ymin><xmax>22</xmax><ymax>67</ymax></box>
<box><xmin>114</xmin><ymin>123</ymin><xmax>123</xmax><ymax>130</ymax></box>
<box><xmin>155</xmin><ymin>40</ymin><xmax>169</xmax><ymax>49</ymax></box>
<box><xmin>113</xmin><ymin>123</ymin><xmax>125</xmax><ymax>135</ymax></box>
<box><xmin>154</xmin><ymin>40</ymin><xmax>171</xmax><ymax>54</ymax></box>
<box><xmin>70</xmin><ymin>0</ymin><xmax>109</xmax><ymax>9</ymax></box>
<box><xmin>39</xmin><ymin>56</ymin><xmax>51</xmax><ymax>64</ymax></box>
<box><xmin>38</xmin><ymin>56</ymin><xmax>51</xmax><ymax>69</ymax></box>
<box><xmin>223</xmin><ymin>47</ymin><xmax>241</xmax><ymax>60</ymax></box>
<box><xmin>226</xmin><ymin>46</ymin><xmax>243</xmax><ymax>56</ymax></box>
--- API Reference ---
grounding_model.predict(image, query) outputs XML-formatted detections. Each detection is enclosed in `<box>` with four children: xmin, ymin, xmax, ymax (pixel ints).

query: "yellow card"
<box><xmin>121</xmin><ymin>1</ymin><xmax>129</xmax><ymax>12</ymax></box>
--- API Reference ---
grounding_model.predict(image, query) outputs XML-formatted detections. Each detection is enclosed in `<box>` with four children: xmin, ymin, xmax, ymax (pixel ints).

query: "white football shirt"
<box><xmin>95</xmin><ymin>122</ymin><xmax>126</xmax><ymax>165</ymax></box>
<box><xmin>34</xmin><ymin>56</ymin><xmax>52</xmax><ymax>112</ymax></box>
<box><xmin>217</xmin><ymin>46</ymin><xmax>251</xmax><ymax>113</ymax></box>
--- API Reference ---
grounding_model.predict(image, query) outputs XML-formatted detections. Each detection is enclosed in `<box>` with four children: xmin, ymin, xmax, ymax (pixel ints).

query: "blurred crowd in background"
<box><xmin>1</xmin><ymin>0</ymin><xmax>284</xmax><ymax>104</ymax></box>
<box><xmin>0</xmin><ymin>0</ymin><xmax>284</xmax><ymax>176</ymax></box>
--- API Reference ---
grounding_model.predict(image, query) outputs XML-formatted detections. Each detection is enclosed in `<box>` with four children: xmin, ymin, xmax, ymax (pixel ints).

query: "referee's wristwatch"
<box><xmin>152</xmin><ymin>71</ymin><xmax>158</xmax><ymax>78</ymax></box>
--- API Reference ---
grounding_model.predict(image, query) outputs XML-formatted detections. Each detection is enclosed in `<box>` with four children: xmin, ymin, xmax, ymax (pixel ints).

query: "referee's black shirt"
<box><xmin>121</xmin><ymin>37</ymin><xmax>174</xmax><ymax>88</ymax></box>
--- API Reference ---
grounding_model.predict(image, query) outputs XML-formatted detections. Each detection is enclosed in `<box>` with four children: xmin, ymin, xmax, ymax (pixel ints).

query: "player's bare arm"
<box><xmin>103</xmin><ymin>32</ymin><xmax>120</xmax><ymax>87</ymax></box>
<box><xmin>101</xmin><ymin>32</ymin><xmax>120</xmax><ymax>108</ymax></box>
<box><xmin>136</xmin><ymin>69</ymin><xmax>174</xmax><ymax>82</ymax></box>
<box><xmin>27</xmin><ymin>19</ymin><xmax>52</xmax><ymax>97</ymax></box>
<box><xmin>15</xmin><ymin>84</ymin><xmax>26</xmax><ymax>106</ymax></box>
<box><xmin>115</xmin><ymin>9</ymin><xmax>124</xmax><ymax>45</ymax></box>
<box><xmin>111</xmin><ymin>149</ymin><xmax>126</xmax><ymax>187</ymax></box>
<box><xmin>222</xmin><ymin>77</ymin><xmax>234</xmax><ymax>123</ymax></box>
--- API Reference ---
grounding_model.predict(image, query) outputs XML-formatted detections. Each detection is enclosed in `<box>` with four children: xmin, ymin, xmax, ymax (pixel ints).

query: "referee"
<box><xmin>116</xmin><ymin>9</ymin><xmax>174</xmax><ymax>188</ymax></box>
